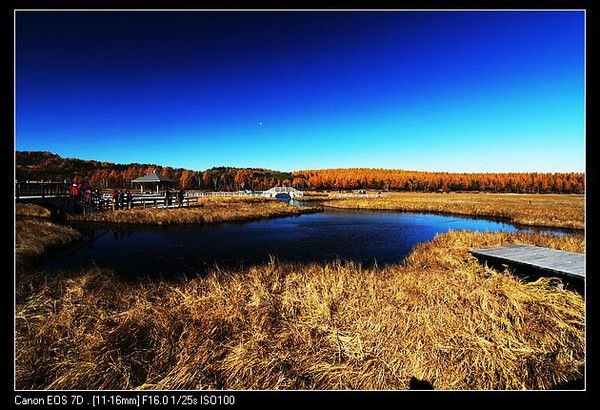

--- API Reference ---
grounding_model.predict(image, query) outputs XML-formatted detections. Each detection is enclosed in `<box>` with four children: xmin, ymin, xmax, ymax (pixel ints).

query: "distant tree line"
<box><xmin>16</xmin><ymin>151</ymin><xmax>292</xmax><ymax>191</ymax></box>
<box><xmin>16</xmin><ymin>151</ymin><xmax>584</xmax><ymax>194</ymax></box>
<box><xmin>291</xmin><ymin>169</ymin><xmax>584</xmax><ymax>194</ymax></box>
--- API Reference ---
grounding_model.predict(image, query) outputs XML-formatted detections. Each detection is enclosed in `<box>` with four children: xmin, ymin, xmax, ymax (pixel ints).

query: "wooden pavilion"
<box><xmin>131</xmin><ymin>171</ymin><xmax>175</xmax><ymax>194</ymax></box>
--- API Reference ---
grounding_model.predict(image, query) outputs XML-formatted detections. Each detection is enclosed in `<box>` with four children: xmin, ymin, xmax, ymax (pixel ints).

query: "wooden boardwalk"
<box><xmin>469</xmin><ymin>245</ymin><xmax>584</xmax><ymax>280</ymax></box>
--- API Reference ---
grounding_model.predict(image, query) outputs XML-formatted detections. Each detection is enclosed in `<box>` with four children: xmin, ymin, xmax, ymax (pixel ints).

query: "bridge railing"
<box><xmin>195</xmin><ymin>191</ymin><xmax>264</xmax><ymax>197</ymax></box>
<box><xmin>265</xmin><ymin>187</ymin><xmax>298</xmax><ymax>191</ymax></box>
<box><xmin>262</xmin><ymin>187</ymin><xmax>303</xmax><ymax>197</ymax></box>
<box><xmin>328</xmin><ymin>193</ymin><xmax>386</xmax><ymax>198</ymax></box>
<box><xmin>15</xmin><ymin>181</ymin><xmax>70</xmax><ymax>199</ymax></box>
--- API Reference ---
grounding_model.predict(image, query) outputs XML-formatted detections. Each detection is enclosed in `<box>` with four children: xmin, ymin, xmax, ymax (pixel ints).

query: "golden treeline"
<box><xmin>291</xmin><ymin>169</ymin><xmax>584</xmax><ymax>193</ymax></box>
<box><xmin>17</xmin><ymin>152</ymin><xmax>584</xmax><ymax>193</ymax></box>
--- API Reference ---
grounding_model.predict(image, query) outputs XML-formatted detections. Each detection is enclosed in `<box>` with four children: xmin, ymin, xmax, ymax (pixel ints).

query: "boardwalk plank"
<box><xmin>469</xmin><ymin>244</ymin><xmax>584</xmax><ymax>280</ymax></box>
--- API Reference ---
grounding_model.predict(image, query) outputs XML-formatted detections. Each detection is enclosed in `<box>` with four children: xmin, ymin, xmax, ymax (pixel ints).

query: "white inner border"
<box><xmin>13</xmin><ymin>8</ymin><xmax>587</xmax><ymax>393</ymax></box>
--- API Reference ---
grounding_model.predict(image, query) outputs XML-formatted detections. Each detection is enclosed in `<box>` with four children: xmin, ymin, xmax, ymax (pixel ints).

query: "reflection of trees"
<box><xmin>80</xmin><ymin>227</ymin><xmax>110</xmax><ymax>246</ymax></box>
<box><xmin>111</xmin><ymin>228</ymin><xmax>131</xmax><ymax>240</ymax></box>
<box><xmin>79</xmin><ymin>226</ymin><xmax>133</xmax><ymax>245</ymax></box>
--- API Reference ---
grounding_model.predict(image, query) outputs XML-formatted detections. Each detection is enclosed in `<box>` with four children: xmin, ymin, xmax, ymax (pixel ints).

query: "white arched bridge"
<box><xmin>261</xmin><ymin>186</ymin><xmax>304</xmax><ymax>199</ymax></box>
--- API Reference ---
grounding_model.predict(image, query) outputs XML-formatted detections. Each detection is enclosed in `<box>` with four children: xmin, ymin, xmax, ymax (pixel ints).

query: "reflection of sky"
<box><xmin>41</xmin><ymin>210</ymin><xmax>572</xmax><ymax>277</ymax></box>
<box><xmin>17</xmin><ymin>11</ymin><xmax>584</xmax><ymax>172</ymax></box>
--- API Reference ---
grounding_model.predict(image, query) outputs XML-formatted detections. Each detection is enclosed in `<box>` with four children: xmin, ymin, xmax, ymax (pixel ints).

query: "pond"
<box><xmin>41</xmin><ymin>206</ymin><xmax>573</xmax><ymax>279</ymax></box>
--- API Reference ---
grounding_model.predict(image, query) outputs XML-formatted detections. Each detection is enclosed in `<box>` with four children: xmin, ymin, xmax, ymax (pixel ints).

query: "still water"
<box><xmin>41</xmin><ymin>206</ymin><xmax>571</xmax><ymax>278</ymax></box>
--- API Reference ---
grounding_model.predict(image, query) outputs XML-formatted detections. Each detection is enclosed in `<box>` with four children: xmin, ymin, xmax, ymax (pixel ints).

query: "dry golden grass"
<box><xmin>16</xmin><ymin>218</ymin><xmax>80</xmax><ymax>267</ymax></box>
<box><xmin>69</xmin><ymin>197</ymin><xmax>319</xmax><ymax>225</ymax></box>
<box><xmin>316</xmin><ymin>192</ymin><xmax>584</xmax><ymax>230</ymax></box>
<box><xmin>16</xmin><ymin>203</ymin><xmax>52</xmax><ymax>218</ymax></box>
<box><xmin>16</xmin><ymin>230</ymin><xmax>584</xmax><ymax>390</ymax></box>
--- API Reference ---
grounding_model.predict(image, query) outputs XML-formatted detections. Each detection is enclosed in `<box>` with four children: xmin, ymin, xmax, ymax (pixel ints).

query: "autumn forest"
<box><xmin>16</xmin><ymin>151</ymin><xmax>584</xmax><ymax>194</ymax></box>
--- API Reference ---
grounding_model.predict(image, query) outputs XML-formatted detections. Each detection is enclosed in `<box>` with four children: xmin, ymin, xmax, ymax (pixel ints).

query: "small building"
<box><xmin>131</xmin><ymin>171</ymin><xmax>175</xmax><ymax>194</ymax></box>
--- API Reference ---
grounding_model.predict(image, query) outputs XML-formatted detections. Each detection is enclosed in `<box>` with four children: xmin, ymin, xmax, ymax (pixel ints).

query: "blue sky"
<box><xmin>16</xmin><ymin>11</ymin><xmax>584</xmax><ymax>172</ymax></box>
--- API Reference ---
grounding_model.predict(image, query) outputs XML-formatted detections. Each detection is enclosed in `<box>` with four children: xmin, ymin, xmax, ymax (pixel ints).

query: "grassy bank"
<box><xmin>16</xmin><ymin>204</ymin><xmax>80</xmax><ymax>267</ymax></box>
<box><xmin>313</xmin><ymin>192</ymin><xmax>584</xmax><ymax>230</ymax></box>
<box><xmin>16</xmin><ymin>203</ymin><xmax>53</xmax><ymax>218</ymax></box>
<box><xmin>16</xmin><ymin>230</ymin><xmax>584</xmax><ymax>390</ymax></box>
<box><xmin>69</xmin><ymin>197</ymin><xmax>320</xmax><ymax>225</ymax></box>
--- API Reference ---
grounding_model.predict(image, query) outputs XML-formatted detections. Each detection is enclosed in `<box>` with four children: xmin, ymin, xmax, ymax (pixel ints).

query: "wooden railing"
<box><xmin>94</xmin><ymin>195</ymin><xmax>202</xmax><ymax>211</ymax></box>
<box><xmin>17</xmin><ymin>184</ymin><xmax>294</xmax><ymax>214</ymax></box>
<box><xmin>15</xmin><ymin>181</ymin><xmax>70</xmax><ymax>199</ymax></box>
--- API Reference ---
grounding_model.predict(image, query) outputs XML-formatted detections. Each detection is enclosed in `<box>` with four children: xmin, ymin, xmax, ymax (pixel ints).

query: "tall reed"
<box><xmin>16</xmin><ymin>231</ymin><xmax>584</xmax><ymax>390</ymax></box>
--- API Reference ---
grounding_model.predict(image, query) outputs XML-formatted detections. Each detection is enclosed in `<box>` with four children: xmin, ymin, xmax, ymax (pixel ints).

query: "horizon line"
<box><xmin>15</xmin><ymin>150</ymin><xmax>585</xmax><ymax>175</ymax></box>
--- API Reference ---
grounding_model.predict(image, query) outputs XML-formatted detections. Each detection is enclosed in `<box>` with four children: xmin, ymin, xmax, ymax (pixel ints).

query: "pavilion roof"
<box><xmin>131</xmin><ymin>172</ymin><xmax>175</xmax><ymax>183</ymax></box>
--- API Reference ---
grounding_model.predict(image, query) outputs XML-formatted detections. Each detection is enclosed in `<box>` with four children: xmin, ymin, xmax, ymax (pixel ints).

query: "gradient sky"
<box><xmin>16</xmin><ymin>11</ymin><xmax>585</xmax><ymax>172</ymax></box>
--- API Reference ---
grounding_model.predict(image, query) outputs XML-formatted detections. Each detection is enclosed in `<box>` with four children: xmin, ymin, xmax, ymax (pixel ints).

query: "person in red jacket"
<box><xmin>71</xmin><ymin>183</ymin><xmax>81</xmax><ymax>197</ymax></box>
<box><xmin>111</xmin><ymin>189</ymin><xmax>119</xmax><ymax>210</ymax></box>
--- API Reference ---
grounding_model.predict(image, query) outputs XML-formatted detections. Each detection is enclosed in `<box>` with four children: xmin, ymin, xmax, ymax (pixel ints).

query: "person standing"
<box><xmin>178</xmin><ymin>188</ymin><xmax>185</xmax><ymax>207</ymax></box>
<box><xmin>126</xmin><ymin>190</ymin><xmax>133</xmax><ymax>209</ymax></box>
<box><xmin>118</xmin><ymin>190</ymin><xmax>125</xmax><ymax>210</ymax></box>
<box><xmin>165</xmin><ymin>188</ymin><xmax>172</xmax><ymax>207</ymax></box>
<box><xmin>84</xmin><ymin>185</ymin><xmax>92</xmax><ymax>213</ymax></box>
<box><xmin>94</xmin><ymin>188</ymin><xmax>102</xmax><ymax>210</ymax></box>
<box><xmin>111</xmin><ymin>189</ymin><xmax>119</xmax><ymax>210</ymax></box>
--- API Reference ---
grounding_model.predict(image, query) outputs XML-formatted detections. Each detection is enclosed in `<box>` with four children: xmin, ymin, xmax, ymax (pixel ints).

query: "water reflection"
<box><xmin>43</xmin><ymin>210</ymin><xmax>577</xmax><ymax>278</ymax></box>
<box><xmin>275</xmin><ymin>193</ymin><xmax>291</xmax><ymax>202</ymax></box>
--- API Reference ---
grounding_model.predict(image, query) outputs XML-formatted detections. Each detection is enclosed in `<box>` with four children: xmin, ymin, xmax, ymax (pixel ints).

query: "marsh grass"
<box><xmin>16</xmin><ymin>230</ymin><xmax>584</xmax><ymax>390</ymax></box>
<box><xmin>69</xmin><ymin>197</ymin><xmax>319</xmax><ymax>225</ymax></box>
<box><xmin>16</xmin><ymin>203</ymin><xmax>53</xmax><ymax>219</ymax></box>
<box><xmin>316</xmin><ymin>192</ymin><xmax>584</xmax><ymax>230</ymax></box>
<box><xmin>16</xmin><ymin>206</ymin><xmax>80</xmax><ymax>267</ymax></box>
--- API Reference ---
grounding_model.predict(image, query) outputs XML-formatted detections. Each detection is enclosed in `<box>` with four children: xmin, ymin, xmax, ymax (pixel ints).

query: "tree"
<box><xmin>234</xmin><ymin>169</ymin><xmax>252</xmax><ymax>190</ymax></box>
<box><xmin>180</xmin><ymin>170</ymin><xmax>196</xmax><ymax>189</ymax></box>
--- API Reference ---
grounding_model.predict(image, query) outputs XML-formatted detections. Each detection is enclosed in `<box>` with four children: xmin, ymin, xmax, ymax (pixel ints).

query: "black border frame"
<box><xmin>5</xmin><ymin>1</ymin><xmax>595</xmax><ymax>406</ymax></box>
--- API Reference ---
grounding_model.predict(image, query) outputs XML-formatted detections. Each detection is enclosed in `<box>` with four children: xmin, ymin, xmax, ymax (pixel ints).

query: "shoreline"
<box><xmin>14</xmin><ymin>202</ymin><xmax>585</xmax><ymax>390</ymax></box>
<box><xmin>303</xmin><ymin>192</ymin><xmax>584</xmax><ymax>230</ymax></box>
<box><xmin>16</xmin><ymin>214</ymin><xmax>81</xmax><ymax>268</ymax></box>
<box><xmin>16</xmin><ymin>230</ymin><xmax>585</xmax><ymax>390</ymax></box>
<box><xmin>67</xmin><ymin>197</ymin><xmax>322</xmax><ymax>226</ymax></box>
<box><xmin>316</xmin><ymin>204</ymin><xmax>584</xmax><ymax>234</ymax></box>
